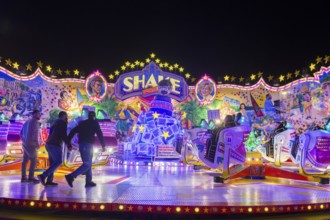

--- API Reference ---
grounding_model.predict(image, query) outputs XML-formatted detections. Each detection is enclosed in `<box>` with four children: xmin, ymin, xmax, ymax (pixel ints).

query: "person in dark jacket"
<box><xmin>65</xmin><ymin>111</ymin><xmax>105</xmax><ymax>188</ymax></box>
<box><xmin>37</xmin><ymin>111</ymin><xmax>72</xmax><ymax>186</ymax></box>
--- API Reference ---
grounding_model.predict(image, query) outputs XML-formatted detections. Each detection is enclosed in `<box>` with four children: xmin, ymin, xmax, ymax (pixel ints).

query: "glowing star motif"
<box><xmin>150</xmin><ymin>53</ymin><xmax>156</xmax><ymax>58</ymax></box>
<box><xmin>139</xmin><ymin>125</ymin><xmax>145</xmax><ymax>132</ymax></box>
<box><xmin>73</xmin><ymin>69</ymin><xmax>79</xmax><ymax>76</ymax></box>
<box><xmin>115</xmin><ymin>70</ymin><xmax>120</xmax><ymax>75</ymax></box>
<box><xmin>57</xmin><ymin>69</ymin><xmax>63</xmax><ymax>75</ymax></box>
<box><xmin>121</xmin><ymin>65</ymin><xmax>126</xmax><ymax>71</ymax></box>
<box><xmin>267</xmin><ymin>75</ymin><xmax>274</xmax><ymax>81</ymax></box>
<box><xmin>159</xmin><ymin>63</ymin><xmax>164</xmax><ymax>68</ymax></box>
<box><xmin>36</xmin><ymin>61</ymin><xmax>43</xmax><ymax>68</ymax></box>
<box><xmin>140</xmin><ymin>62</ymin><xmax>144</xmax><ymax>67</ymax></box>
<box><xmin>46</xmin><ymin>65</ymin><xmax>52</xmax><ymax>72</ymax></box>
<box><xmin>153</xmin><ymin>112</ymin><xmax>160</xmax><ymax>119</ymax></box>
<box><xmin>125</xmin><ymin>61</ymin><xmax>130</xmax><ymax>66</ymax></box>
<box><xmin>179</xmin><ymin>67</ymin><xmax>184</xmax><ymax>72</ymax></box>
<box><xmin>174</xmin><ymin>63</ymin><xmax>179</xmax><ymax>68</ymax></box>
<box><xmin>231</xmin><ymin>76</ymin><xmax>236</xmax><ymax>82</ymax></box>
<box><xmin>145</xmin><ymin>58</ymin><xmax>151</xmax><ymax>63</ymax></box>
<box><xmin>224</xmin><ymin>75</ymin><xmax>230</xmax><ymax>81</ymax></box>
<box><xmin>5</xmin><ymin>58</ymin><xmax>12</xmax><ymax>66</ymax></box>
<box><xmin>26</xmin><ymin>64</ymin><xmax>33</xmax><ymax>71</ymax></box>
<box><xmin>257</xmin><ymin>71</ymin><xmax>263</xmax><ymax>78</ymax></box>
<box><xmin>239</xmin><ymin>76</ymin><xmax>244</xmax><ymax>82</ymax></box>
<box><xmin>12</xmin><ymin>62</ymin><xmax>19</xmax><ymax>70</ymax></box>
<box><xmin>185</xmin><ymin>73</ymin><xmax>191</xmax><ymax>78</ymax></box>
<box><xmin>169</xmin><ymin>66</ymin><xmax>174</xmax><ymax>71</ymax></box>
<box><xmin>109</xmin><ymin>74</ymin><xmax>114</xmax><ymax>79</ymax></box>
<box><xmin>324</xmin><ymin>55</ymin><xmax>330</xmax><ymax>63</ymax></box>
<box><xmin>130</xmin><ymin>64</ymin><xmax>135</xmax><ymax>69</ymax></box>
<box><xmin>316</xmin><ymin>56</ymin><xmax>322</xmax><ymax>64</ymax></box>
<box><xmin>134</xmin><ymin>60</ymin><xmax>140</xmax><ymax>65</ymax></box>
<box><xmin>279</xmin><ymin>75</ymin><xmax>285</xmax><ymax>82</ymax></box>
<box><xmin>294</xmin><ymin>70</ymin><xmax>300</xmax><ymax>77</ymax></box>
<box><xmin>286</xmin><ymin>72</ymin><xmax>292</xmax><ymax>79</ymax></box>
<box><xmin>309</xmin><ymin>63</ymin><xmax>316</xmax><ymax>71</ymax></box>
<box><xmin>164</xmin><ymin>62</ymin><xmax>169</xmax><ymax>67</ymax></box>
<box><xmin>250</xmin><ymin>74</ymin><xmax>256</xmax><ymax>80</ymax></box>
<box><xmin>155</xmin><ymin>59</ymin><xmax>160</xmax><ymax>63</ymax></box>
<box><xmin>65</xmin><ymin>70</ymin><xmax>70</xmax><ymax>75</ymax></box>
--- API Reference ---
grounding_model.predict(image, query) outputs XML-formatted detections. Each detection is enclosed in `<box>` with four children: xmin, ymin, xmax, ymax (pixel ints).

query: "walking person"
<box><xmin>20</xmin><ymin>109</ymin><xmax>41</xmax><ymax>183</ymax></box>
<box><xmin>37</xmin><ymin>111</ymin><xmax>72</xmax><ymax>186</ymax></box>
<box><xmin>65</xmin><ymin>111</ymin><xmax>105</xmax><ymax>188</ymax></box>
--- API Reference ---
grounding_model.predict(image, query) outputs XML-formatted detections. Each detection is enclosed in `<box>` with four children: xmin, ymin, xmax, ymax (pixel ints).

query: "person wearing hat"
<box><xmin>65</xmin><ymin>111</ymin><xmax>105</xmax><ymax>187</ymax></box>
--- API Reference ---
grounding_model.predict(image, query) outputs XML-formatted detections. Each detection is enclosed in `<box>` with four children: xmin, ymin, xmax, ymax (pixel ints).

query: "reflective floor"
<box><xmin>0</xmin><ymin>164</ymin><xmax>329</xmax><ymax>215</ymax></box>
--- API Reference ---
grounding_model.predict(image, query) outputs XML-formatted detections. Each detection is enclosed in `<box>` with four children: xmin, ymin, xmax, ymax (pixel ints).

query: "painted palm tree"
<box><xmin>180</xmin><ymin>99</ymin><xmax>208</xmax><ymax>127</ymax></box>
<box><xmin>93</xmin><ymin>96</ymin><xmax>118</xmax><ymax>119</ymax></box>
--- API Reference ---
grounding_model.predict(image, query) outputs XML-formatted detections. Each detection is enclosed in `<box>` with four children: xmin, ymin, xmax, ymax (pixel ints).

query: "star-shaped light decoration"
<box><xmin>224</xmin><ymin>75</ymin><xmax>230</xmax><ymax>81</ymax></box>
<box><xmin>139</xmin><ymin>125</ymin><xmax>145</xmax><ymax>132</ymax></box>
<box><xmin>140</xmin><ymin>62</ymin><xmax>145</xmax><ymax>67</ymax></box>
<box><xmin>169</xmin><ymin>66</ymin><xmax>174</xmax><ymax>71</ymax></box>
<box><xmin>257</xmin><ymin>71</ymin><xmax>263</xmax><ymax>78</ymax></box>
<box><xmin>185</xmin><ymin>73</ymin><xmax>191</xmax><ymax>78</ymax></box>
<box><xmin>316</xmin><ymin>56</ymin><xmax>322</xmax><ymax>64</ymax></box>
<box><xmin>231</xmin><ymin>76</ymin><xmax>236</xmax><ymax>82</ymax></box>
<box><xmin>121</xmin><ymin>65</ymin><xmax>126</xmax><ymax>71</ymax></box>
<box><xmin>153</xmin><ymin>112</ymin><xmax>160</xmax><ymax>119</ymax></box>
<box><xmin>26</xmin><ymin>64</ymin><xmax>33</xmax><ymax>71</ymax></box>
<box><xmin>179</xmin><ymin>67</ymin><xmax>184</xmax><ymax>72</ymax></box>
<box><xmin>155</xmin><ymin>59</ymin><xmax>160</xmax><ymax>63</ymax></box>
<box><xmin>130</xmin><ymin>64</ymin><xmax>135</xmax><ymax>69</ymax></box>
<box><xmin>250</xmin><ymin>74</ymin><xmax>256</xmax><ymax>80</ymax></box>
<box><xmin>36</xmin><ymin>61</ymin><xmax>43</xmax><ymax>68</ymax></box>
<box><xmin>134</xmin><ymin>60</ymin><xmax>140</xmax><ymax>65</ymax></box>
<box><xmin>279</xmin><ymin>75</ymin><xmax>285</xmax><ymax>82</ymax></box>
<box><xmin>125</xmin><ymin>61</ymin><xmax>130</xmax><ymax>66</ymax></box>
<box><xmin>65</xmin><ymin>69</ymin><xmax>70</xmax><ymax>76</ymax></box>
<box><xmin>174</xmin><ymin>63</ymin><xmax>179</xmax><ymax>68</ymax></box>
<box><xmin>150</xmin><ymin>53</ymin><xmax>156</xmax><ymax>58</ymax></box>
<box><xmin>294</xmin><ymin>70</ymin><xmax>300</xmax><ymax>77</ymax></box>
<box><xmin>267</xmin><ymin>75</ymin><xmax>274</xmax><ymax>81</ymax></box>
<box><xmin>5</xmin><ymin>58</ymin><xmax>12</xmax><ymax>66</ymax></box>
<box><xmin>12</xmin><ymin>62</ymin><xmax>19</xmax><ymax>70</ymax></box>
<box><xmin>239</xmin><ymin>76</ymin><xmax>244</xmax><ymax>82</ymax></box>
<box><xmin>286</xmin><ymin>72</ymin><xmax>292</xmax><ymax>79</ymax></box>
<box><xmin>109</xmin><ymin>74</ymin><xmax>114</xmax><ymax>79</ymax></box>
<box><xmin>164</xmin><ymin>62</ymin><xmax>168</xmax><ymax>68</ymax></box>
<box><xmin>324</xmin><ymin>55</ymin><xmax>330</xmax><ymax>63</ymax></box>
<box><xmin>46</xmin><ymin>65</ymin><xmax>52</xmax><ymax>72</ymax></box>
<box><xmin>309</xmin><ymin>63</ymin><xmax>316</xmax><ymax>71</ymax></box>
<box><xmin>57</xmin><ymin>69</ymin><xmax>63</xmax><ymax>75</ymax></box>
<box><xmin>162</xmin><ymin>131</ymin><xmax>170</xmax><ymax>140</ymax></box>
<box><xmin>114</xmin><ymin>70</ymin><xmax>120</xmax><ymax>75</ymax></box>
<box><xmin>159</xmin><ymin>63</ymin><xmax>164</xmax><ymax>68</ymax></box>
<box><xmin>73</xmin><ymin>69</ymin><xmax>79</xmax><ymax>76</ymax></box>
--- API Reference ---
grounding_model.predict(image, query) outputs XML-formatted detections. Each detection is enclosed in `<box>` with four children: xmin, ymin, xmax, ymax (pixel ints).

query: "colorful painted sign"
<box><xmin>115</xmin><ymin>62</ymin><xmax>188</xmax><ymax>102</ymax></box>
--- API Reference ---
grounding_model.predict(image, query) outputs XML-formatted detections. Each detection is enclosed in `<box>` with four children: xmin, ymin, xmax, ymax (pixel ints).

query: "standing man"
<box><xmin>65</xmin><ymin>111</ymin><xmax>105</xmax><ymax>188</ymax></box>
<box><xmin>20</xmin><ymin>109</ymin><xmax>41</xmax><ymax>183</ymax></box>
<box><xmin>37</xmin><ymin>111</ymin><xmax>72</xmax><ymax>186</ymax></box>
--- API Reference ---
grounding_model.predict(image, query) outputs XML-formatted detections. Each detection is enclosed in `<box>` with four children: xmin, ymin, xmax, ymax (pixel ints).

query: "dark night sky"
<box><xmin>0</xmin><ymin>1</ymin><xmax>330</xmax><ymax>82</ymax></box>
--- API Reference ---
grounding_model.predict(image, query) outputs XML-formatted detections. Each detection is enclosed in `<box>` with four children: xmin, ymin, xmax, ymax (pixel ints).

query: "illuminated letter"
<box><xmin>123</xmin><ymin>77</ymin><xmax>133</xmax><ymax>92</ymax></box>
<box><xmin>170</xmin><ymin>78</ymin><xmax>180</xmax><ymax>94</ymax></box>
<box><xmin>145</xmin><ymin>74</ymin><xmax>157</xmax><ymax>88</ymax></box>
<box><xmin>133</xmin><ymin>75</ymin><xmax>145</xmax><ymax>90</ymax></box>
